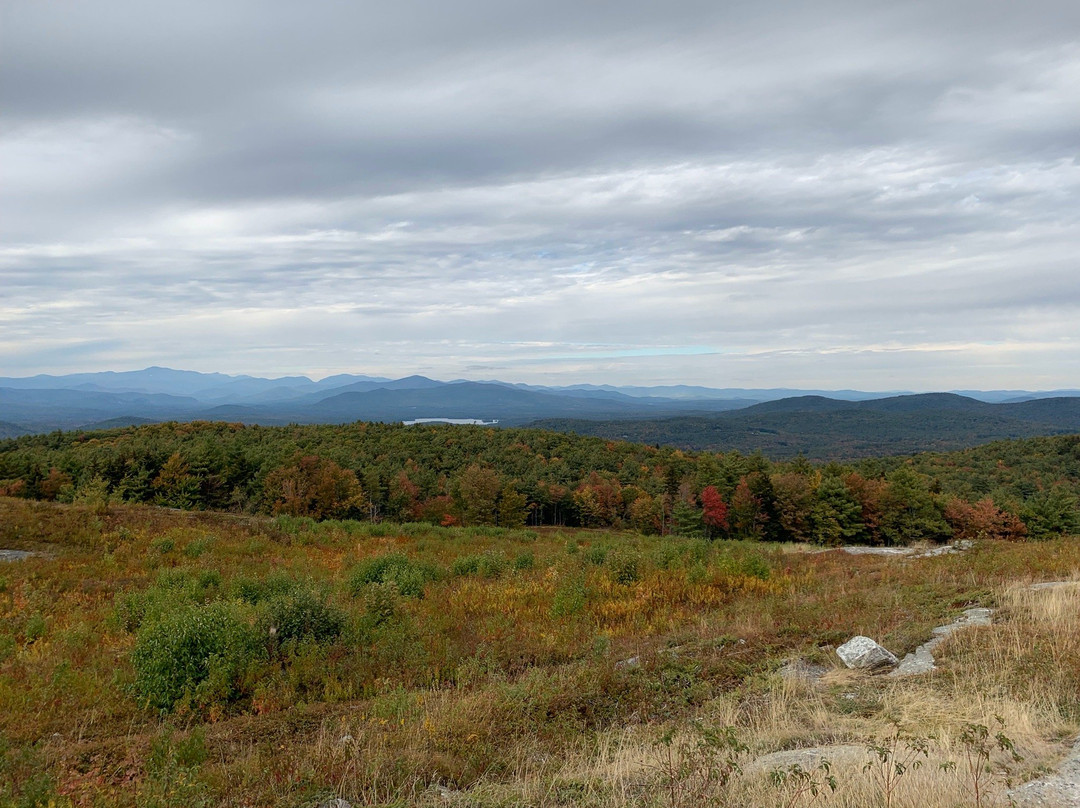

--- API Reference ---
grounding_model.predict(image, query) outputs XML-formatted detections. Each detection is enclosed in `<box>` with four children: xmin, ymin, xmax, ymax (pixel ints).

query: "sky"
<box><xmin>2</xmin><ymin>1</ymin><xmax>1079</xmax><ymax>390</ymax></box>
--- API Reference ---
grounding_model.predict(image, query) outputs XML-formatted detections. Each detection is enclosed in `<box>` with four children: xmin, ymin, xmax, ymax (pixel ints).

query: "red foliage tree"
<box><xmin>699</xmin><ymin>485</ymin><xmax>729</xmax><ymax>537</ymax></box>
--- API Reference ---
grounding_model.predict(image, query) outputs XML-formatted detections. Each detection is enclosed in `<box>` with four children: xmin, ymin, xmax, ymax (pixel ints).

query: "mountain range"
<box><xmin>1</xmin><ymin>367</ymin><xmax>1079</xmax><ymax>458</ymax></box>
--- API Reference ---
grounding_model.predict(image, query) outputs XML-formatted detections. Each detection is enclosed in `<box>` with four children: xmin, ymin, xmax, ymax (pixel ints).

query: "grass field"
<box><xmin>1</xmin><ymin>496</ymin><xmax>1078</xmax><ymax>807</ymax></box>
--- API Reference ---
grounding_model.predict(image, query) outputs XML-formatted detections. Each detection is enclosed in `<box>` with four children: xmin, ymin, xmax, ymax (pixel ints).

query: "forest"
<box><xmin>1</xmin><ymin>420</ymin><xmax>1078</xmax><ymax>545</ymax></box>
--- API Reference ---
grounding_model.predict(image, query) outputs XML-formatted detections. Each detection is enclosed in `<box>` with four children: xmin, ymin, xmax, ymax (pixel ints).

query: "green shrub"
<box><xmin>150</xmin><ymin>537</ymin><xmax>175</xmax><ymax>554</ymax></box>
<box><xmin>512</xmin><ymin>551</ymin><xmax>535</xmax><ymax>571</ymax></box>
<box><xmin>140</xmin><ymin>728</ymin><xmax>210</xmax><ymax>808</ymax></box>
<box><xmin>131</xmin><ymin>601</ymin><xmax>261</xmax><ymax>712</ymax></box>
<box><xmin>182</xmin><ymin>535</ymin><xmax>215</xmax><ymax>559</ymax></box>
<box><xmin>363</xmin><ymin>581</ymin><xmax>400</xmax><ymax>626</ymax></box>
<box><xmin>450</xmin><ymin>554</ymin><xmax>481</xmax><ymax>576</ymax></box>
<box><xmin>451</xmin><ymin>551</ymin><xmax>507</xmax><ymax>579</ymax></box>
<box><xmin>115</xmin><ymin>568</ymin><xmax>222</xmax><ymax>633</ymax></box>
<box><xmin>260</xmin><ymin>585</ymin><xmax>344</xmax><ymax>649</ymax></box>
<box><xmin>606</xmin><ymin>548</ymin><xmax>641</xmax><ymax>585</ymax></box>
<box><xmin>347</xmin><ymin>553</ymin><xmax>439</xmax><ymax>599</ymax></box>
<box><xmin>23</xmin><ymin>614</ymin><xmax>47</xmax><ymax>644</ymax></box>
<box><xmin>231</xmin><ymin>573</ymin><xmax>296</xmax><ymax>605</ymax></box>
<box><xmin>551</xmin><ymin>573</ymin><xmax>587</xmax><ymax>617</ymax></box>
<box><xmin>583</xmin><ymin>545</ymin><xmax>608</xmax><ymax>566</ymax></box>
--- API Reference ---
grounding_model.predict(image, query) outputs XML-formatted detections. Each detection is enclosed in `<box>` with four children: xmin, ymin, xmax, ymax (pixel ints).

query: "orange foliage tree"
<box><xmin>263</xmin><ymin>455</ymin><xmax>366</xmax><ymax>520</ymax></box>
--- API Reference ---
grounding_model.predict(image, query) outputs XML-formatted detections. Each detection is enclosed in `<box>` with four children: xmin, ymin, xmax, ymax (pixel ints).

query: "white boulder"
<box><xmin>836</xmin><ymin>636</ymin><xmax>899</xmax><ymax>670</ymax></box>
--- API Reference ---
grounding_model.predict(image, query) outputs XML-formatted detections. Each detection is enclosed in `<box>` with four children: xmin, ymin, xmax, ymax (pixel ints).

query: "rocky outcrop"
<box><xmin>1009</xmin><ymin>734</ymin><xmax>1080</xmax><ymax>807</ymax></box>
<box><xmin>889</xmin><ymin>607</ymin><xmax>993</xmax><ymax>677</ymax></box>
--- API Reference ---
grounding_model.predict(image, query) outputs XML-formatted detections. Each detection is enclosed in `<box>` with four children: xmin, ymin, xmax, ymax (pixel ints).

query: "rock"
<box><xmin>0</xmin><ymin>549</ymin><xmax>35</xmax><ymax>562</ymax></box>
<box><xmin>615</xmin><ymin>655</ymin><xmax>640</xmax><ymax>670</ymax></box>
<box><xmin>840</xmin><ymin>546</ymin><xmax>913</xmax><ymax>556</ymax></box>
<box><xmin>748</xmin><ymin>744</ymin><xmax>865</xmax><ymax>773</ymax></box>
<box><xmin>890</xmin><ymin>607</ymin><xmax>994</xmax><ymax>678</ymax></box>
<box><xmin>1030</xmin><ymin>581</ymin><xmax>1080</xmax><ymax>591</ymax></box>
<box><xmin>1009</xmin><ymin>734</ymin><xmax>1080</xmax><ymax>807</ymax></box>
<box><xmin>836</xmin><ymin>636</ymin><xmax>898</xmax><ymax>670</ymax></box>
<box><xmin>315</xmin><ymin>799</ymin><xmax>353</xmax><ymax>808</ymax></box>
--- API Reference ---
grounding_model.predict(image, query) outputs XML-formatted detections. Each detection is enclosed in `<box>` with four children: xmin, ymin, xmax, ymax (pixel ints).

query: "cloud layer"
<box><xmin>2</xmin><ymin>0</ymin><xmax>1078</xmax><ymax>388</ymax></box>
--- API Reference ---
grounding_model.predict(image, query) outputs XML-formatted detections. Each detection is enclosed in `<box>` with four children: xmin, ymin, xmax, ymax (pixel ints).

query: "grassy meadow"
<box><xmin>0</xmin><ymin>496</ymin><xmax>1078</xmax><ymax>807</ymax></box>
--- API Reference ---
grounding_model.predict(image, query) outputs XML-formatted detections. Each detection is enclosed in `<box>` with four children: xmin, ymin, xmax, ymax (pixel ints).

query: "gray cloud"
<box><xmin>1</xmin><ymin>0</ymin><xmax>1078</xmax><ymax>388</ymax></box>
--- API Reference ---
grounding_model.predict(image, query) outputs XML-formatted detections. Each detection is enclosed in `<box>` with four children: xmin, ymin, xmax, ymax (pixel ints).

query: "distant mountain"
<box><xmin>530</xmin><ymin>394</ymin><xmax>1080</xmax><ymax>460</ymax></box>
<box><xmin>1</xmin><ymin>368</ymin><xmax>1079</xmax><ymax>459</ymax></box>
<box><xmin>0</xmin><ymin>421</ymin><xmax>30</xmax><ymax>439</ymax></box>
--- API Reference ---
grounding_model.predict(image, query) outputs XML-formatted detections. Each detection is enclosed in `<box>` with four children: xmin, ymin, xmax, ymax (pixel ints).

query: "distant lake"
<box><xmin>402</xmin><ymin>418</ymin><xmax>499</xmax><ymax>426</ymax></box>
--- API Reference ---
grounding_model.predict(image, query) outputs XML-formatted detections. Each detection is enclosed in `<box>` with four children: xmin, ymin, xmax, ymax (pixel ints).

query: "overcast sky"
<box><xmin>2</xmin><ymin>1</ymin><xmax>1078</xmax><ymax>389</ymax></box>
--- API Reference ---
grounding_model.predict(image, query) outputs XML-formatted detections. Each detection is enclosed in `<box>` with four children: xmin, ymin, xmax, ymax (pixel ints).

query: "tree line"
<box><xmin>0</xmin><ymin>421</ymin><xmax>1077</xmax><ymax>543</ymax></box>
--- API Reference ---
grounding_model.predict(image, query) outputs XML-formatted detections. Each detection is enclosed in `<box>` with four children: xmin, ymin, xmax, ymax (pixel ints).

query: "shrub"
<box><xmin>260</xmin><ymin>585</ymin><xmax>345</xmax><ymax>649</ymax></box>
<box><xmin>131</xmin><ymin>601</ymin><xmax>261</xmax><ymax>712</ymax></box>
<box><xmin>451</xmin><ymin>551</ymin><xmax>507</xmax><ymax>579</ymax></box>
<box><xmin>606</xmin><ymin>548</ymin><xmax>641</xmax><ymax>585</ymax></box>
<box><xmin>183</xmin><ymin>534</ymin><xmax>215</xmax><ymax>559</ymax></box>
<box><xmin>150</xmin><ymin>537</ymin><xmax>175</xmax><ymax>554</ymax></box>
<box><xmin>347</xmin><ymin>553</ymin><xmax>439</xmax><ymax>599</ymax></box>
<box><xmin>232</xmin><ymin>573</ymin><xmax>297</xmax><ymax>605</ymax></box>
<box><xmin>551</xmin><ymin>573</ymin><xmax>588</xmax><ymax>617</ymax></box>
<box><xmin>115</xmin><ymin>569</ymin><xmax>222</xmax><ymax>633</ymax></box>
<box><xmin>583</xmin><ymin>545</ymin><xmax>608</xmax><ymax>566</ymax></box>
<box><xmin>362</xmin><ymin>581</ymin><xmax>400</xmax><ymax>626</ymax></box>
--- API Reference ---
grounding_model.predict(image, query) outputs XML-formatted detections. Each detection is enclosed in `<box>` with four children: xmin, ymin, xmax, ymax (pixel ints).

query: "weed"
<box><xmin>649</xmin><ymin>722</ymin><xmax>748</xmax><ymax>808</ymax></box>
<box><xmin>551</xmin><ymin>572</ymin><xmax>587</xmax><ymax>617</ymax></box>
<box><xmin>768</xmin><ymin>759</ymin><xmax>838</xmax><ymax>808</ymax></box>
<box><xmin>138</xmin><ymin>727</ymin><xmax>211</xmax><ymax>808</ymax></box>
<box><xmin>944</xmin><ymin>717</ymin><xmax>1023</xmax><ymax>808</ymax></box>
<box><xmin>863</xmin><ymin>724</ymin><xmax>930</xmax><ymax>808</ymax></box>
<box><xmin>606</xmin><ymin>547</ymin><xmax>641</xmax><ymax>585</ymax></box>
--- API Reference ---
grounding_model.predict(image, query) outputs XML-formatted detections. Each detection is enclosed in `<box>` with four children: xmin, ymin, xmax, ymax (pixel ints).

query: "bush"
<box><xmin>131</xmin><ymin>601</ymin><xmax>261</xmax><ymax>712</ymax></box>
<box><xmin>232</xmin><ymin>573</ymin><xmax>298</xmax><ymax>605</ymax></box>
<box><xmin>583</xmin><ymin>545</ymin><xmax>608</xmax><ymax>566</ymax></box>
<box><xmin>551</xmin><ymin>573</ymin><xmax>588</xmax><ymax>617</ymax></box>
<box><xmin>451</xmin><ymin>551</ymin><xmax>507</xmax><ymax>579</ymax></box>
<box><xmin>606</xmin><ymin>548</ymin><xmax>641</xmax><ymax>585</ymax></box>
<box><xmin>260</xmin><ymin>585</ymin><xmax>345</xmax><ymax>649</ymax></box>
<box><xmin>115</xmin><ymin>568</ymin><xmax>222</xmax><ymax>633</ymax></box>
<box><xmin>347</xmin><ymin>553</ymin><xmax>439</xmax><ymax>599</ymax></box>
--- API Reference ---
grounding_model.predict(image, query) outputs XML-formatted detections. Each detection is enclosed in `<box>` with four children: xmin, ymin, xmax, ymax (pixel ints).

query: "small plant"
<box><xmin>768</xmin><ymin>759</ymin><xmax>838</xmax><ymax>808</ymax></box>
<box><xmin>183</xmin><ymin>535</ymin><xmax>214</xmax><ymax>559</ymax></box>
<box><xmin>943</xmin><ymin>717</ymin><xmax>1023</xmax><ymax>808</ymax></box>
<box><xmin>583</xmin><ymin>544</ymin><xmax>608</xmax><ymax>566</ymax></box>
<box><xmin>649</xmin><ymin>722</ymin><xmax>748</xmax><ymax>808</ymax></box>
<box><xmin>451</xmin><ymin>551</ymin><xmax>506</xmax><ymax>579</ymax></box>
<box><xmin>864</xmin><ymin>724</ymin><xmax>930</xmax><ymax>808</ymax></box>
<box><xmin>363</xmin><ymin>580</ymin><xmax>400</xmax><ymax>626</ymax></box>
<box><xmin>551</xmin><ymin>572</ymin><xmax>587</xmax><ymax>617</ymax></box>
<box><xmin>150</xmin><ymin>536</ymin><xmax>175</xmax><ymax>553</ymax></box>
<box><xmin>139</xmin><ymin>727</ymin><xmax>211</xmax><ymax>808</ymax></box>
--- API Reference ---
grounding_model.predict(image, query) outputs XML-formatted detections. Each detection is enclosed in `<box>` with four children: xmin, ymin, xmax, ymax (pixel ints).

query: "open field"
<box><xmin>1</xmin><ymin>496</ymin><xmax>1078</xmax><ymax>807</ymax></box>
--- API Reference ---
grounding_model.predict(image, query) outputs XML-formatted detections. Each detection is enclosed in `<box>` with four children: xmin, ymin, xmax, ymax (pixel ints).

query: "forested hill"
<box><xmin>1</xmin><ymin>421</ymin><xmax>1078</xmax><ymax>545</ymax></box>
<box><xmin>530</xmin><ymin>394</ymin><xmax>1080</xmax><ymax>460</ymax></box>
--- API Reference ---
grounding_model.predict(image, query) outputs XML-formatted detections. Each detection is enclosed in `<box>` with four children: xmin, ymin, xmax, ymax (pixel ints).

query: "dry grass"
<box><xmin>1</xmin><ymin>498</ymin><xmax>1080</xmax><ymax>806</ymax></box>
